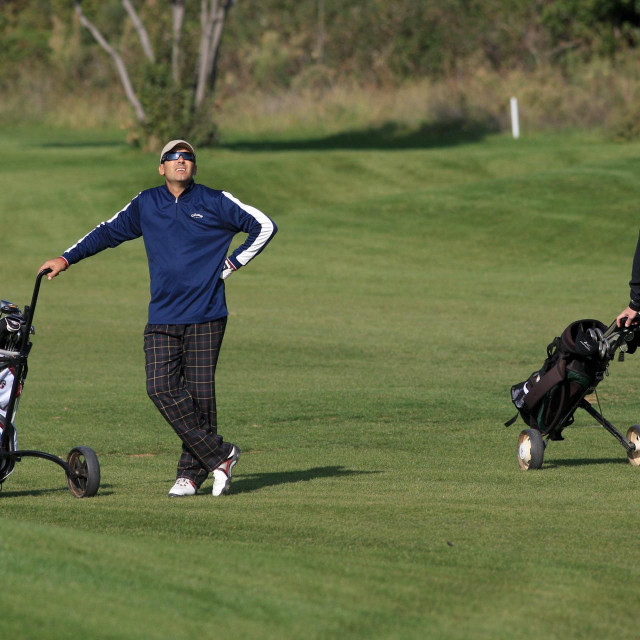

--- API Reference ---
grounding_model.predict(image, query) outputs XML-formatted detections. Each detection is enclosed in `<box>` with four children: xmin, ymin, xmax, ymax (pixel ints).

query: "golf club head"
<box><xmin>0</xmin><ymin>300</ymin><xmax>21</xmax><ymax>316</ymax></box>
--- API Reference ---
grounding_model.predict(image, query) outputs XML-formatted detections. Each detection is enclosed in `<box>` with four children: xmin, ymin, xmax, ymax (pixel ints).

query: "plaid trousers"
<box><xmin>144</xmin><ymin>318</ymin><xmax>231</xmax><ymax>487</ymax></box>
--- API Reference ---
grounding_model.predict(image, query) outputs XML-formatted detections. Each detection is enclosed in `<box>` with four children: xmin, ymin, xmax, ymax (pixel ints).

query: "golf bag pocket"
<box><xmin>0</xmin><ymin>415</ymin><xmax>18</xmax><ymax>451</ymax></box>
<box><xmin>0</xmin><ymin>366</ymin><xmax>16</xmax><ymax>421</ymax></box>
<box><xmin>0</xmin><ymin>366</ymin><xmax>20</xmax><ymax>445</ymax></box>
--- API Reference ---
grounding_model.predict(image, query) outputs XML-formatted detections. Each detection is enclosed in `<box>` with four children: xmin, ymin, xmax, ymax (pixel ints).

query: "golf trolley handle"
<box><xmin>15</xmin><ymin>268</ymin><xmax>51</xmax><ymax>358</ymax></box>
<box><xmin>26</xmin><ymin>268</ymin><xmax>52</xmax><ymax>328</ymax></box>
<box><xmin>1</xmin><ymin>268</ymin><xmax>52</xmax><ymax>447</ymax></box>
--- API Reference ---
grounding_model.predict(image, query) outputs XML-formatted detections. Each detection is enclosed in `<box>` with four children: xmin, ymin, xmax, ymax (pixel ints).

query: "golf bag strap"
<box><xmin>522</xmin><ymin>358</ymin><xmax>567</xmax><ymax>411</ymax></box>
<box><xmin>504</xmin><ymin>413</ymin><xmax>519</xmax><ymax>427</ymax></box>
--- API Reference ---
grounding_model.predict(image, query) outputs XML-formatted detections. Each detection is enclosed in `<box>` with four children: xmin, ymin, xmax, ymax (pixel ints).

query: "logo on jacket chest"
<box><xmin>190</xmin><ymin>212</ymin><xmax>204</xmax><ymax>219</ymax></box>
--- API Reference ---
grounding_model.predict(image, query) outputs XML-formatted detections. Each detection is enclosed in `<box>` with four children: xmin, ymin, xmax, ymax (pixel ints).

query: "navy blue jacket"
<box><xmin>63</xmin><ymin>181</ymin><xmax>277</xmax><ymax>324</ymax></box>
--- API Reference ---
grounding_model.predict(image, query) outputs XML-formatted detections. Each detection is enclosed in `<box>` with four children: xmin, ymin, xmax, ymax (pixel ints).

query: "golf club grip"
<box><xmin>26</xmin><ymin>268</ymin><xmax>52</xmax><ymax>332</ymax></box>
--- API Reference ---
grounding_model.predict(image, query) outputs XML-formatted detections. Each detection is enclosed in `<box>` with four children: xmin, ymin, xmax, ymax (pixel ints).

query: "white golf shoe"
<box><xmin>168</xmin><ymin>477</ymin><xmax>197</xmax><ymax>497</ymax></box>
<box><xmin>211</xmin><ymin>445</ymin><xmax>240</xmax><ymax>496</ymax></box>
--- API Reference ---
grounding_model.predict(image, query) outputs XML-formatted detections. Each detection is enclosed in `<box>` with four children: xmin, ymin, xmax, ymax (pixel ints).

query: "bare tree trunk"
<box><xmin>74</xmin><ymin>1</ymin><xmax>146</xmax><ymax>123</ymax></box>
<box><xmin>195</xmin><ymin>0</ymin><xmax>233</xmax><ymax>108</ymax></box>
<box><xmin>315</xmin><ymin>0</ymin><xmax>325</xmax><ymax>63</ymax></box>
<box><xmin>195</xmin><ymin>0</ymin><xmax>216</xmax><ymax>108</ymax></box>
<box><xmin>122</xmin><ymin>0</ymin><xmax>155</xmax><ymax>63</ymax></box>
<box><xmin>206</xmin><ymin>1</ymin><xmax>232</xmax><ymax>91</ymax></box>
<box><xmin>171</xmin><ymin>0</ymin><xmax>186</xmax><ymax>86</ymax></box>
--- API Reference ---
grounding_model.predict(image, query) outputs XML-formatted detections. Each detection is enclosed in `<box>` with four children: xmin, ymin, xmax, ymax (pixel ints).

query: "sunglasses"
<box><xmin>162</xmin><ymin>151</ymin><xmax>195</xmax><ymax>163</ymax></box>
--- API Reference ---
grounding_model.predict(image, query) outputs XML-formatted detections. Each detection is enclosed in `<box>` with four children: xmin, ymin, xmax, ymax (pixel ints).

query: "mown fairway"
<box><xmin>2</xmin><ymin>125</ymin><xmax>640</xmax><ymax>639</ymax></box>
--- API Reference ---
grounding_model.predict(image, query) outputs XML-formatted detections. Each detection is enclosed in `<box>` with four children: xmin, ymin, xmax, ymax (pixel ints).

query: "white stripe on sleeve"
<box><xmin>222</xmin><ymin>191</ymin><xmax>275</xmax><ymax>266</ymax></box>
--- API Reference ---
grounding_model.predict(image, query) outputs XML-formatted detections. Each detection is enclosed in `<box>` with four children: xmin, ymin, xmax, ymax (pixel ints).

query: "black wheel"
<box><xmin>66</xmin><ymin>446</ymin><xmax>100</xmax><ymax>497</ymax></box>
<box><xmin>626</xmin><ymin>426</ymin><xmax>640</xmax><ymax>466</ymax></box>
<box><xmin>517</xmin><ymin>429</ymin><xmax>545</xmax><ymax>470</ymax></box>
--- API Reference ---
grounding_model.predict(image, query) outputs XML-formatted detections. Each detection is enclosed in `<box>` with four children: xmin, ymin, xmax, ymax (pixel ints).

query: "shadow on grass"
<box><xmin>0</xmin><ymin>483</ymin><xmax>115</xmax><ymax>497</ymax></box>
<box><xmin>221</xmin><ymin>118</ymin><xmax>497</xmax><ymax>152</ymax></box>
<box><xmin>231</xmin><ymin>465</ymin><xmax>379</xmax><ymax>494</ymax></box>
<box><xmin>544</xmin><ymin>457</ymin><xmax>629</xmax><ymax>468</ymax></box>
<box><xmin>31</xmin><ymin>118</ymin><xmax>496</xmax><ymax>153</ymax></box>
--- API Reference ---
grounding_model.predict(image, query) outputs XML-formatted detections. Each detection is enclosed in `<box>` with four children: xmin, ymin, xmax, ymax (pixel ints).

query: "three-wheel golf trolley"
<box><xmin>0</xmin><ymin>269</ymin><xmax>100</xmax><ymax>497</ymax></box>
<box><xmin>507</xmin><ymin>317</ymin><xmax>640</xmax><ymax>470</ymax></box>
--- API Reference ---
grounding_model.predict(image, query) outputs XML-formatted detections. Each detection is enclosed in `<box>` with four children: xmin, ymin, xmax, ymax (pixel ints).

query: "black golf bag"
<box><xmin>505</xmin><ymin>319</ymin><xmax>622</xmax><ymax>440</ymax></box>
<box><xmin>0</xmin><ymin>308</ymin><xmax>30</xmax><ymax>474</ymax></box>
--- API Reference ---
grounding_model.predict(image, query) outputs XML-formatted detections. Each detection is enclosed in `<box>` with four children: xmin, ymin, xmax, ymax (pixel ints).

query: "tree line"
<box><xmin>3</xmin><ymin>0</ymin><xmax>640</xmax><ymax>144</ymax></box>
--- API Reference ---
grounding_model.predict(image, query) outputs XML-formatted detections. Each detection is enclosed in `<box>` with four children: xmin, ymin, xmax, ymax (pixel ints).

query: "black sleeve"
<box><xmin>629</xmin><ymin>231</ymin><xmax>640</xmax><ymax>311</ymax></box>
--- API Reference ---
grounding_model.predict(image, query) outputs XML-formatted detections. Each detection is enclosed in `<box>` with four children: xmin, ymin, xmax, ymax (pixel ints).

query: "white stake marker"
<box><xmin>510</xmin><ymin>97</ymin><xmax>520</xmax><ymax>139</ymax></box>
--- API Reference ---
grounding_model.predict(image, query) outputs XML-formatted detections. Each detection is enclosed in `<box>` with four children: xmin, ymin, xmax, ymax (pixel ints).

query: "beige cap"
<box><xmin>159</xmin><ymin>139</ymin><xmax>196</xmax><ymax>162</ymax></box>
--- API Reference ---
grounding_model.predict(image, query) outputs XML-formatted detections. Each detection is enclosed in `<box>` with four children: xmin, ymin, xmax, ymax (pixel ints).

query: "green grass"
<box><xmin>3</xmin><ymin>125</ymin><xmax>640</xmax><ymax>639</ymax></box>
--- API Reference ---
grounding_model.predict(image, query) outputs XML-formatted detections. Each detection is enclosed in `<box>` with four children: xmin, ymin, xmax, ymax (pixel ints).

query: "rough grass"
<box><xmin>10</xmin><ymin>52</ymin><xmax>640</xmax><ymax>141</ymax></box>
<box><xmin>2</xmin><ymin>125</ymin><xmax>640</xmax><ymax>639</ymax></box>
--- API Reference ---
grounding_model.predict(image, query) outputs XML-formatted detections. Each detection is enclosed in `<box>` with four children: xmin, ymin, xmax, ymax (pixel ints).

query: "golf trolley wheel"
<box><xmin>626</xmin><ymin>426</ymin><xmax>640</xmax><ymax>467</ymax></box>
<box><xmin>516</xmin><ymin>429</ymin><xmax>545</xmax><ymax>470</ymax></box>
<box><xmin>66</xmin><ymin>446</ymin><xmax>100</xmax><ymax>498</ymax></box>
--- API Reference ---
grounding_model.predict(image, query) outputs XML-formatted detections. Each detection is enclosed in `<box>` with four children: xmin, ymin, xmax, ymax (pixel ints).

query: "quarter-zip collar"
<box><xmin>164</xmin><ymin>179</ymin><xmax>196</xmax><ymax>202</ymax></box>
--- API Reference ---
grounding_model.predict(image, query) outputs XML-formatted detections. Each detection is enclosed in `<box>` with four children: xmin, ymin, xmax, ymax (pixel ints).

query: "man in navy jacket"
<box><xmin>38</xmin><ymin>139</ymin><xmax>277</xmax><ymax>497</ymax></box>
